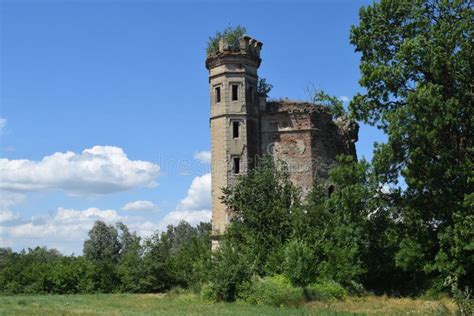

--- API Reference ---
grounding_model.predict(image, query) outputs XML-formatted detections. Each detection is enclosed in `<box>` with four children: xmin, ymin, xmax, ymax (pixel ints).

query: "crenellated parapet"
<box><xmin>205</xmin><ymin>35</ymin><xmax>263</xmax><ymax>70</ymax></box>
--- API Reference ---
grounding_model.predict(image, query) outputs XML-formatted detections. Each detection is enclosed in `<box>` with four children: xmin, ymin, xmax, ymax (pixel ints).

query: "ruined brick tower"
<box><xmin>206</xmin><ymin>35</ymin><xmax>358</xmax><ymax>249</ymax></box>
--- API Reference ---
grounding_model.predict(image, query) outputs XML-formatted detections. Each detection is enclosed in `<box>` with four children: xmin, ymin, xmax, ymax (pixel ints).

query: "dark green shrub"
<box><xmin>446</xmin><ymin>276</ymin><xmax>474</xmax><ymax>316</ymax></box>
<box><xmin>306</xmin><ymin>280</ymin><xmax>347</xmax><ymax>301</ymax></box>
<box><xmin>241</xmin><ymin>275</ymin><xmax>305</xmax><ymax>306</ymax></box>
<box><xmin>207</xmin><ymin>241</ymin><xmax>252</xmax><ymax>302</ymax></box>
<box><xmin>282</xmin><ymin>239</ymin><xmax>314</xmax><ymax>287</ymax></box>
<box><xmin>200</xmin><ymin>283</ymin><xmax>216</xmax><ymax>301</ymax></box>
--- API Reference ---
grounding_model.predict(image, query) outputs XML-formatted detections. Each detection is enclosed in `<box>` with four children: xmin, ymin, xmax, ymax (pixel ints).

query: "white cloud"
<box><xmin>0</xmin><ymin>209</ymin><xmax>19</xmax><ymax>223</ymax></box>
<box><xmin>177</xmin><ymin>173</ymin><xmax>211</xmax><ymax>211</ymax></box>
<box><xmin>0</xmin><ymin>173</ymin><xmax>211</xmax><ymax>254</ymax></box>
<box><xmin>6</xmin><ymin>207</ymin><xmax>122</xmax><ymax>239</ymax></box>
<box><xmin>0</xmin><ymin>191</ymin><xmax>24</xmax><ymax>223</ymax></box>
<box><xmin>160</xmin><ymin>210</ymin><xmax>211</xmax><ymax>228</ymax></box>
<box><xmin>194</xmin><ymin>151</ymin><xmax>211</xmax><ymax>164</ymax></box>
<box><xmin>160</xmin><ymin>173</ymin><xmax>211</xmax><ymax>228</ymax></box>
<box><xmin>0</xmin><ymin>146</ymin><xmax>160</xmax><ymax>195</ymax></box>
<box><xmin>0</xmin><ymin>117</ymin><xmax>6</xmax><ymax>134</ymax></box>
<box><xmin>0</xmin><ymin>206</ymin><xmax>160</xmax><ymax>254</ymax></box>
<box><xmin>0</xmin><ymin>191</ymin><xmax>25</xmax><ymax>209</ymax></box>
<box><xmin>122</xmin><ymin>200</ymin><xmax>158</xmax><ymax>212</ymax></box>
<box><xmin>339</xmin><ymin>96</ymin><xmax>350</xmax><ymax>102</ymax></box>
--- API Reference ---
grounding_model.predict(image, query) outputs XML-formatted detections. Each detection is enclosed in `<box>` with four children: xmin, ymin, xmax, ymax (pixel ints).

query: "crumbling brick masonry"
<box><xmin>205</xmin><ymin>35</ymin><xmax>358</xmax><ymax>249</ymax></box>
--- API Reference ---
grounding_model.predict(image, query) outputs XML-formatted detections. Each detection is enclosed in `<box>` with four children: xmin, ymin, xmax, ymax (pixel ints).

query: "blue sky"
<box><xmin>0</xmin><ymin>0</ymin><xmax>385</xmax><ymax>254</ymax></box>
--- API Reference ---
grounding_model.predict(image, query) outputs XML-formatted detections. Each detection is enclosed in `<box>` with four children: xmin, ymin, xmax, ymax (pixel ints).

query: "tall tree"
<box><xmin>116</xmin><ymin>222</ymin><xmax>147</xmax><ymax>293</ymax></box>
<box><xmin>350</xmin><ymin>0</ymin><xmax>473</xmax><ymax>289</ymax></box>
<box><xmin>83</xmin><ymin>221</ymin><xmax>121</xmax><ymax>292</ymax></box>
<box><xmin>222</xmin><ymin>157</ymin><xmax>299</xmax><ymax>276</ymax></box>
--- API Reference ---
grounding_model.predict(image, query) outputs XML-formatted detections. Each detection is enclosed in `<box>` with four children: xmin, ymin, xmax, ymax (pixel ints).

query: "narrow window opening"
<box><xmin>232</xmin><ymin>84</ymin><xmax>239</xmax><ymax>101</ymax></box>
<box><xmin>232</xmin><ymin>121</ymin><xmax>240</xmax><ymax>138</ymax></box>
<box><xmin>215</xmin><ymin>87</ymin><xmax>221</xmax><ymax>103</ymax></box>
<box><xmin>233</xmin><ymin>157</ymin><xmax>240</xmax><ymax>174</ymax></box>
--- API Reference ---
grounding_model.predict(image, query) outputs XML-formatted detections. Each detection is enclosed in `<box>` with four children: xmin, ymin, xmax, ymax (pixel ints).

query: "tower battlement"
<box><xmin>205</xmin><ymin>35</ymin><xmax>262</xmax><ymax>70</ymax></box>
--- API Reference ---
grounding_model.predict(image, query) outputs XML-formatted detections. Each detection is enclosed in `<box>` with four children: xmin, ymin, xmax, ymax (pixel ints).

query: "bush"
<box><xmin>306</xmin><ymin>280</ymin><xmax>347</xmax><ymax>301</ymax></box>
<box><xmin>446</xmin><ymin>276</ymin><xmax>474</xmax><ymax>316</ymax></box>
<box><xmin>206</xmin><ymin>26</ymin><xmax>246</xmax><ymax>55</ymax></box>
<box><xmin>200</xmin><ymin>283</ymin><xmax>216</xmax><ymax>301</ymax></box>
<box><xmin>241</xmin><ymin>275</ymin><xmax>305</xmax><ymax>306</ymax></box>
<box><xmin>206</xmin><ymin>241</ymin><xmax>252</xmax><ymax>302</ymax></box>
<box><xmin>282</xmin><ymin>239</ymin><xmax>314</xmax><ymax>287</ymax></box>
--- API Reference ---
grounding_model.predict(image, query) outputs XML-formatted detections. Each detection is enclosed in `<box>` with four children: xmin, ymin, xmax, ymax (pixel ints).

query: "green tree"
<box><xmin>116</xmin><ymin>222</ymin><xmax>147</xmax><ymax>293</ymax></box>
<box><xmin>143</xmin><ymin>221</ymin><xmax>212</xmax><ymax>292</ymax></box>
<box><xmin>0</xmin><ymin>247</ymin><xmax>63</xmax><ymax>294</ymax></box>
<box><xmin>207</xmin><ymin>239</ymin><xmax>253</xmax><ymax>302</ymax></box>
<box><xmin>83</xmin><ymin>221</ymin><xmax>121</xmax><ymax>292</ymax></box>
<box><xmin>257</xmin><ymin>78</ymin><xmax>273</xmax><ymax>96</ymax></box>
<box><xmin>350</xmin><ymin>0</ymin><xmax>473</xmax><ymax>290</ymax></box>
<box><xmin>282</xmin><ymin>239</ymin><xmax>314</xmax><ymax>287</ymax></box>
<box><xmin>311</xmin><ymin>89</ymin><xmax>346</xmax><ymax>118</ymax></box>
<box><xmin>222</xmin><ymin>157</ymin><xmax>299</xmax><ymax>276</ymax></box>
<box><xmin>165</xmin><ymin>221</ymin><xmax>212</xmax><ymax>289</ymax></box>
<box><xmin>51</xmin><ymin>256</ymin><xmax>94</xmax><ymax>294</ymax></box>
<box><xmin>301</xmin><ymin>157</ymin><xmax>372</xmax><ymax>287</ymax></box>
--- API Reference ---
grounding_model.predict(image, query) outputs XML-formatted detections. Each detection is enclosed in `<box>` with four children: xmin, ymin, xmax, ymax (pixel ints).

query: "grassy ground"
<box><xmin>0</xmin><ymin>293</ymin><xmax>457</xmax><ymax>315</ymax></box>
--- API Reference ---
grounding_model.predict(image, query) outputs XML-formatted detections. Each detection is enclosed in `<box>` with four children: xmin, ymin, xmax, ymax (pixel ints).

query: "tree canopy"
<box><xmin>350</xmin><ymin>0</ymin><xmax>473</xmax><ymax>289</ymax></box>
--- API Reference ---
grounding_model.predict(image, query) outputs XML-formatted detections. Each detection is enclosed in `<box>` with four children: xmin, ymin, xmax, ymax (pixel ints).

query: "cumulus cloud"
<box><xmin>194</xmin><ymin>151</ymin><xmax>211</xmax><ymax>164</ymax></box>
<box><xmin>0</xmin><ymin>191</ymin><xmax>24</xmax><ymax>223</ymax></box>
<box><xmin>0</xmin><ymin>206</ymin><xmax>160</xmax><ymax>254</ymax></box>
<box><xmin>6</xmin><ymin>207</ymin><xmax>122</xmax><ymax>239</ymax></box>
<box><xmin>177</xmin><ymin>173</ymin><xmax>211</xmax><ymax>211</ymax></box>
<box><xmin>0</xmin><ymin>209</ymin><xmax>19</xmax><ymax>223</ymax></box>
<box><xmin>0</xmin><ymin>146</ymin><xmax>160</xmax><ymax>195</ymax></box>
<box><xmin>0</xmin><ymin>151</ymin><xmax>212</xmax><ymax>253</ymax></box>
<box><xmin>0</xmin><ymin>173</ymin><xmax>211</xmax><ymax>253</ymax></box>
<box><xmin>160</xmin><ymin>210</ymin><xmax>211</xmax><ymax>228</ymax></box>
<box><xmin>122</xmin><ymin>200</ymin><xmax>158</xmax><ymax>212</ymax></box>
<box><xmin>0</xmin><ymin>191</ymin><xmax>25</xmax><ymax>210</ymax></box>
<box><xmin>160</xmin><ymin>173</ymin><xmax>211</xmax><ymax>228</ymax></box>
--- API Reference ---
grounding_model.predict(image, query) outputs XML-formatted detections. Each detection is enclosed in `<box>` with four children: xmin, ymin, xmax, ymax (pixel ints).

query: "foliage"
<box><xmin>207</xmin><ymin>25</ymin><xmax>246</xmax><ymax>55</ymax></box>
<box><xmin>116</xmin><ymin>223</ymin><xmax>147</xmax><ymax>293</ymax></box>
<box><xmin>257</xmin><ymin>77</ymin><xmax>273</xmax><ymax>96</ymax></box>
<box><xmin>83</xmin><ymin>221</ymin><xmax>121</xmax><ymax>264</ymax></box>
<box><xmin>295</xmin><ymin>156</ymin><xmax>375</xmax><ymax>287</ymax></box>
<box><xmin>306</xmin><ymin>280</ymin><xmax>348</xmax><ymax>301</ymax></box>
<box><xmin>143</xmin><ymin>221</ymin><xmax>212</xmax><ymax>292</ymax></box>
<box><xmin>241</xmin><ymin>275</ymin><xmax>305</xmax><ymax>307</ymax></box>
<box><xmin>350</xmin><ymin>0</ymin><xmax>474</xmax><ymax>291</ymax></box>
<box><xmin>0</xmin><ymin>247</ymin><xmax>93</xmax><ymax>294</ymax></box>
<box><xmin>282</xmin><ymin>239</ymin><xmax>314</xmax><ymax>287</ymax></box>
<box><xmin>83</xmin><ymin>221</ymin><xmax>121</xmax><ymax>292</ymax></box>
<box><xmin>0</xmin><ymin>220</ymin><xmax>212</xmax><ymax>295</ymax></box>
<box><xmin>206</xmin><ymin>239</ymin><xmax>253</xmax><ymax>302</ymax></box>
<box><xmin>2</xmin><ymin>3</ymin><xmax>473</xmax><ymax>310</ymax></box>
<box><xmin>311</xmin><ymin>89</ymin><xmax>346</xmax><ymax>118</ymax></box>
<box><xmin>222</xmin><ymin>157</ymin><xmax>299</xmax><ymax>276</ymax></box>
<box><xmin>445</xmin><ymin>276</ymin><xmax>474</xmax><ymax>316</ymax></box>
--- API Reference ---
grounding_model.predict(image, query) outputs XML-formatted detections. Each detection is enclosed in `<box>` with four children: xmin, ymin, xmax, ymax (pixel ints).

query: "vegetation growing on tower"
<box><xmin>256</xmin><ymin>78</ymin><xmax>273</xmax><ymax>96</ymax></box>
<box><xmin>206</xmin><ymin>25</ymin><xmax>247</xmax><ymax>55</ymax></box>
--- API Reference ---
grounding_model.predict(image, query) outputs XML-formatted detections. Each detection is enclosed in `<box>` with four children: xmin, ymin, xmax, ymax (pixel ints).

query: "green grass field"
<box><xmin>0</xmin><ymin>293</ymin><xmax>457</xmax><ymax>315</ymax></box>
